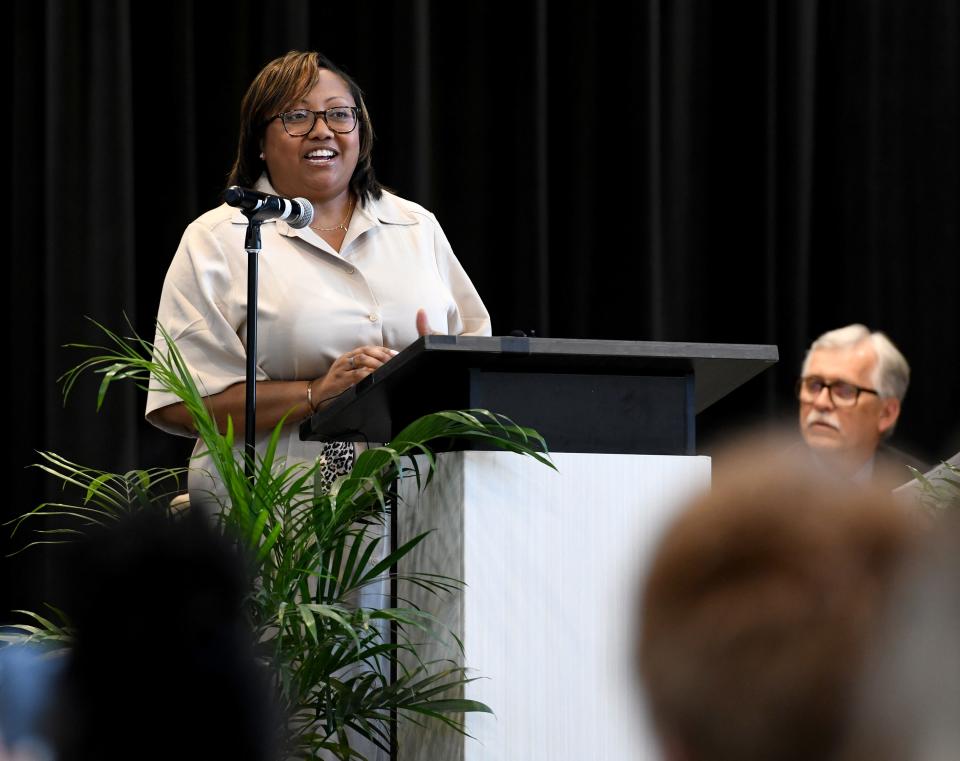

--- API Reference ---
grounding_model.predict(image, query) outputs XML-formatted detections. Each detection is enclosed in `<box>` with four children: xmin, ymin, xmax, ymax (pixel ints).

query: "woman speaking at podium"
<box><xmin>145</xmin><ymin>50</ymin><xmax>490</xmax><ymax>504</ymax></box>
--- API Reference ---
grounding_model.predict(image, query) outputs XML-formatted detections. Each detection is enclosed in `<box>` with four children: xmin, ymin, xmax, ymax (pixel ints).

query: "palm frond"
<box><xmin>6</xmin><ymin>319</ymin><xmax>552</xmax><ymax>760</ymax></box>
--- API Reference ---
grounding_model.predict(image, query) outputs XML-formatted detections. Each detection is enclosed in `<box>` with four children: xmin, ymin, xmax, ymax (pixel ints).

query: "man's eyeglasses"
<box><xmin>796</xmin><ymin>376</ymin><xmax>880</xmax><ymax>407</ymax></box>
<box><xmin>266</xmin><ymin>107</ymin><xmax>360</xmax><ymax>136</ymax></box>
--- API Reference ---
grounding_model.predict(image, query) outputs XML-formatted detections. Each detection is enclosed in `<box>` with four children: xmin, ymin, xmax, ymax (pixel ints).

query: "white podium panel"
<box><xmin>396</xmin><ymin>451</ymin><xmax>710</xmax><ymax>761</ymax></box>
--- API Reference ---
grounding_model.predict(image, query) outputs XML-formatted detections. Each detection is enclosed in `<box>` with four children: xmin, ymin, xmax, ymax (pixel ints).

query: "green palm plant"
<box><xmin>910</xmin><ymin>460</ymin><xmax>960</xmax><ymax>516</ymax></box>
<box><xmin>6</xmin><ymin>320</ymin><xmax>552</xmax><ymax>759</ymax></box>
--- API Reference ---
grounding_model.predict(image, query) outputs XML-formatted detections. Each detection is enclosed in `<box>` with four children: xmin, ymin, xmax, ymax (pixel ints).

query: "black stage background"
<box><xmin>6</xmin><ymin>0</ymin><xmax>959</xmax><ymax>614</ymax></box>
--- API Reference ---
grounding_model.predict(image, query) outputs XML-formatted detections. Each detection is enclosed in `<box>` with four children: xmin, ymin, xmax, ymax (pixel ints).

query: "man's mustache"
<box><xmin>805</xmin><ymin>410</ymin><xmax>842</xmax><ymax>432</ymax></box>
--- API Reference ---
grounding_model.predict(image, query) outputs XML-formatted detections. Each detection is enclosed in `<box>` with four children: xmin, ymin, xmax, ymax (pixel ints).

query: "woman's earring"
<box><xmin>259</xmin><ymin>152</ymin><xmax>265</xmax><ymax>160</ymax></box>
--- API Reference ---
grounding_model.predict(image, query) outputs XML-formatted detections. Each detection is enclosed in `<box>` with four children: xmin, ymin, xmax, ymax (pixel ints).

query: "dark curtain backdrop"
<box><xmin>6</xmin><ymin>0</ymin><xmax>959</xmax><ymax>614</ymax></box>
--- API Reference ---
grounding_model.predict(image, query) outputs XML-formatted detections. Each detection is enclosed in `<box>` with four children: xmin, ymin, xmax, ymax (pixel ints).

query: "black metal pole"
<box><xmin>243</xmin><ymin>217</ymin><xmax>263</xmax><ymax>482</ymax></box>
<box><xmin>389</xmin><ymin>480</ymin><xmax>399</xmax><ymax>759</ymax></box>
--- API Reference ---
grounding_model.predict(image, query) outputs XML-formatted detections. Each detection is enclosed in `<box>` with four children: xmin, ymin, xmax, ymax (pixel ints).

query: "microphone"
<box><xmin>223</xmin><ymin>186</ymin><xmax>314</xmax><ymax>229</ymax></box>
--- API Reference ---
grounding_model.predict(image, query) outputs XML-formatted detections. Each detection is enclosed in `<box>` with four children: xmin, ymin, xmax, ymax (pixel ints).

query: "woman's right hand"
<box><xmin>309</xmin><ymin>345</ymin><xmax>398</xmax><ymax>409</ymax></box>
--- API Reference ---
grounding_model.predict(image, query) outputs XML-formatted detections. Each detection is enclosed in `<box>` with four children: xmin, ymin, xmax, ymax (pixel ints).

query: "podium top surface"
<box><xmin>301</xmin><ymin>335</ymin><xmax>778</xmax><ymax>444</ymax></box>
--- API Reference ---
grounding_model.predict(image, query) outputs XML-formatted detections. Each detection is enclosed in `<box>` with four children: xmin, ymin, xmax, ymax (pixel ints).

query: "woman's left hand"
<box><xmin>416</xmin><ymin>308</ymin><xmax>440</xmax><ymax>336</ymax></box>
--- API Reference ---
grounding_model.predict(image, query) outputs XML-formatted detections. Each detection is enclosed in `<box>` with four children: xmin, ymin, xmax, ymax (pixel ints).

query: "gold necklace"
<box><xmin>310</xmin><ymin>197</ymin><xmax>354</xmax><ymax>233</ymax></box>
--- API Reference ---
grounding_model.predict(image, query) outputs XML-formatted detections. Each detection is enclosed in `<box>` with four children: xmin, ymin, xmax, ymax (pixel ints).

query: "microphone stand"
<box><xmin>230</xmin><ymin>191</ymin><xmax>312</xmax><ymax>485</ymax></box>
<box><xmin>241</xmin><ymin>213</ymin><xmax>263</xmax><ymax>483</ymax></box>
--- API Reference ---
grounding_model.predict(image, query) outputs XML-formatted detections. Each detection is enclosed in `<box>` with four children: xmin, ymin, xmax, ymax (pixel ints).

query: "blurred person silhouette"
<box><xmin>797</xmin><ymin>324</ymin><xmax>925</xmax><ymax>488</ymax></box>
<box><xmin>841</xmin><ymin>509</ymin><xmax>960</xmax><ymax>761</ymax></box>
<box><xmin>0</xmin><ymin>642</ymin><xmax>61</xmax><ymax>761</ymax></box>
<box><xmin>636</xmin><ymin>445</ymin><xmax>919</xmax><ymax>761</ymax></box>
<box><xmin>46</xmin><ymin>509</ymin><xmax>281</xmax><ymax>761</ymax></box>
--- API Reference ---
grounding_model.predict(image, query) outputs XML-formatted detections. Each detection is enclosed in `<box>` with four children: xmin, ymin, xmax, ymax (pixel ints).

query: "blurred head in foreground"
<box><xmin>841</xmin><ymin>511</ymin><xmax>960</xmax><ymax>761</ymax></box>
<box><xmin>49</xmin><ymin>510</ymin><xmax>280</xmax><ymax>761</ymax></box>
<box><xmin>637</xmin><ymin>447</ymin><xmax>918</xmax><ymax>761</ymax></box>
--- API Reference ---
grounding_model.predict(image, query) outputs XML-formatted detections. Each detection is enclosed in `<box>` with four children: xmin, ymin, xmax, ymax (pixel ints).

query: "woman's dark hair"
<box><xmin>227</xmin><ymin>51</ymin><xmax>382</xmax><ymax>205</ymax></box>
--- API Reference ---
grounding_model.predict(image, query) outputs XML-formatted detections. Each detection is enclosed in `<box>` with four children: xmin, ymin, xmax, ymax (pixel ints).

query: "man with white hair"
<box><xmin>797</xmin><ymin>324</ymin><xmax>918</xmax><ymax>486</ymax></box>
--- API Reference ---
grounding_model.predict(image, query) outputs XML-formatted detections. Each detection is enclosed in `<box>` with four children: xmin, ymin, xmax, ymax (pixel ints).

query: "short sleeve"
<box><xmin>145</xmin><ymin>213</ymin><xmax>267</xmax><ymax>436</ymax></box>
<box><xmin>431</xmin><ymin>220</ymin><xmax>492</xmax><ymax>337</ymax></box>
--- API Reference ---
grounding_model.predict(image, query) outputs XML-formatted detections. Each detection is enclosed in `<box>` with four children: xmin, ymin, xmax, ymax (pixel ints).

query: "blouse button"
<box><xmin>346</xmin><ymin>267</ymin><xmax>356</xmax><ymax>275</ymax></box>
<box><xmin>368</xmin><ymin>313</ymin><xmax>379</xmax><ymax>323</ymax></box>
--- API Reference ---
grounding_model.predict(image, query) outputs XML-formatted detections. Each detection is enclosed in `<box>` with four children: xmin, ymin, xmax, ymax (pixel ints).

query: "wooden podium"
<box><xmin>302</xmin><ymin>337</ymin><xmax>777</xmax><ymax>760</ymax></box>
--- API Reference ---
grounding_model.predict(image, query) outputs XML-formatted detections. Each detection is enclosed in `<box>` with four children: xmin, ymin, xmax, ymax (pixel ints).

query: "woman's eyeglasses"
<box><xmin>266</xmin><ymin>107</ymin><xmax>359</xmax><ymax>136</ymax></box>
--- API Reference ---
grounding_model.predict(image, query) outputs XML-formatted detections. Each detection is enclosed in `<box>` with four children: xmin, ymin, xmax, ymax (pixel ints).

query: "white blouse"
<box><xmin>146</xmin><ymin>177</ymin><xmax>491</xmax><ymax>503</ymax></box>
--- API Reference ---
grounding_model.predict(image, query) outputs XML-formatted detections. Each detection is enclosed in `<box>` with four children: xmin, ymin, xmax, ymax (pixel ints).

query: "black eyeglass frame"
<box><xmin>795</xmin><ymin>376</ymin><xmax>880</xmax><ymax>406</ymax></box>
<box><xmin>264</xmin><ymin>106</ymin><xmax>361</xmax><ymax>136</ymax></box>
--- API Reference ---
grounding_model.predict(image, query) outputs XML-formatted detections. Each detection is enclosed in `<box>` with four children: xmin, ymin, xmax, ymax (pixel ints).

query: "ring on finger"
<box><xmin>349</xmin><ymin>354</ymin><xmax>358</xmax><ymax>370</ymax></box>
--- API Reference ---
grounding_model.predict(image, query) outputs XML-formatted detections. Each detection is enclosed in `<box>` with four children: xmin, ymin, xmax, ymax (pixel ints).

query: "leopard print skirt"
<box><xmin>314</xmin><ymin>441</ymin><xmax>357</xmax><ymax>492</ymax></box>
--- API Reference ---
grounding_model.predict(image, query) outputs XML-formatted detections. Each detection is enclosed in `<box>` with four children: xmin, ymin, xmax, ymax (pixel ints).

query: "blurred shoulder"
<box><xmin>876</xmin><ymin>444</ymin><xmax>931</xmax><ymax>488</ymax></box>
